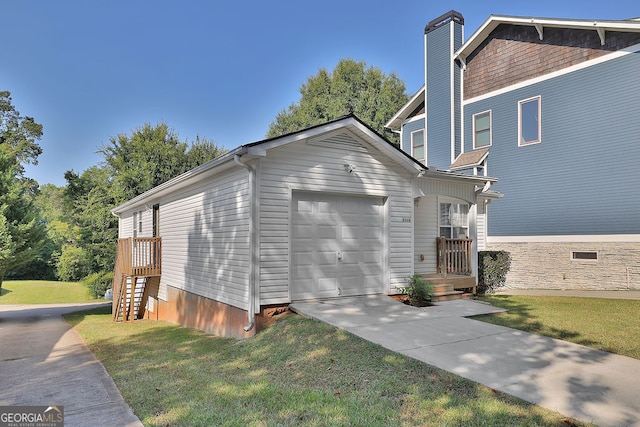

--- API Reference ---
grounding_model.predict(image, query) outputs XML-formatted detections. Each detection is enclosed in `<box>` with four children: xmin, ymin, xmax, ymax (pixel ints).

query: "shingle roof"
<box><xmin>450</xmin><ymin>148</ymin><xmax>489</xmax><ymax>170</ymax></box>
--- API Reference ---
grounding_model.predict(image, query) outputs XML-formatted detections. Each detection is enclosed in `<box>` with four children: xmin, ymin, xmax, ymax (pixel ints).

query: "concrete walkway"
<box><xmin>0</xmin><ymin>303</ymin><xmax>143</xmax><ymax>427</ymax></box>
<box><xmin>291</xmin><ymin>295</ymin><xmax>640</xmax><ymax>427</ymax></box>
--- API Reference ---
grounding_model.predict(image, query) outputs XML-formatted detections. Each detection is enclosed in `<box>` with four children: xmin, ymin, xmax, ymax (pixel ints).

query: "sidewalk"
<box><xmin>0</xmin><ymin>303</ymin><xmax>143</xmax><ymax>427</ymax></box>
<box><xmin>291</xmin><ymin>295</ymin><xmax>640</xmax><ymax>427</ymax></box>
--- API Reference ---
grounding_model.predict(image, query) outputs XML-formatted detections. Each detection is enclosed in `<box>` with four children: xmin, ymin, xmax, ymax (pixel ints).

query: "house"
<box><xmin>110</xmin><ymin>115</ymin><xmax>494</xmax><ymax>338</ymax></box>
<box><xmin>386</xmin><ymin>10</ymin><xmax>640</xmax><ymax>290</ymax></box>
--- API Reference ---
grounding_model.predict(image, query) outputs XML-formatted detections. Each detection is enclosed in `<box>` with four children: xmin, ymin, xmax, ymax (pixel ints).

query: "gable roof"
<box><xmin>111</xmin><ymin>115</ymin><xmax>417</xmax><ymax>215</ymax></box>
<box><xmin>384</xmin><ymin>86</ymin><xmax>425</xmax><ymax>131</ymax></box>
<box><xmin>113</xmin><ymin>114</ymin><xmax>495</xmax><ymax>215</ymax></box>
<box><xmin>455</xmin><ymin>15</ymin><xmax>640</xmax><ymax>63</ymax></box>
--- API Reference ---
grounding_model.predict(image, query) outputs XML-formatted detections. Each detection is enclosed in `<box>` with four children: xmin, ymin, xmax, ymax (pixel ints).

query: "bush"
<box><xmin>57</xmin><ymin>245</ymin><xmax>92</xmax><ymax>282</ymax></box>
<box><xmin>399</xmin><ymin>273</ymin><xmax>433</xmax><ymax>306</ymax></box>
<box><xmin>83</xmin><ymin>271</ymin><xmax>114</xmax><ymax>299</ymax></box>
<box><xmin>477</xmin><ymin>251</ymin><xmax>511</xmax><ymax>294</ymax></box>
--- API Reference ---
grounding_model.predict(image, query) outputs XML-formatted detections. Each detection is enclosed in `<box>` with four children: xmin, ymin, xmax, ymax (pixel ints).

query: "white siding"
<box><xmin>155</xmin><ymin>167</ymin><xmax>251</xmax><ymax>308</ymax></box>
<box><xmin>413</xmin><ymin>195</ymin><xmax>439</xmax><ymax>274</ymax></box>
<box><xmin>257</xmin><ymin>131</ymin><xmax>414</xmax><ymax>304</ymax></box>
<box><xmin>119</xmin><ymin>209</ymin><xmax>153</xmax><ymax>238</ymax></box>
<box><xmin>477</xmin><ymin>201</ymin><xmax>487</xmax><ymax>250</ymax></box>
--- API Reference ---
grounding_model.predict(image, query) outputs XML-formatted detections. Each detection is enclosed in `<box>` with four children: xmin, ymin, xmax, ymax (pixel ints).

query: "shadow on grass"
<box><xmin>0</xmin><ymin>288</ymin><xmax>12</xmax><ymax>297</ymax></box>
<box><xmin>65</xmin><ymin>307</ymin><xmax>586</xmax><ymax>427</ymax></box>
<box><xmin>473</xmin><ymin>295</ymin><xmax>601</xmax><ymax>349</ymax></box>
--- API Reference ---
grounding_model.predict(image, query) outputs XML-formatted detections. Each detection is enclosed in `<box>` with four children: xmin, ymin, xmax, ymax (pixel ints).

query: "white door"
<box><xmin>291</xmin><ymin>192</ymin><xmax>385</xmax><ymax>300</ymax></box>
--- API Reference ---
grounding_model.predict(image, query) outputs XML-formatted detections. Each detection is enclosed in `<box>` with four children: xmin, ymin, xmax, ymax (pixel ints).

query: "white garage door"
<box><xmin>291</xmin><ymin>192</ymin><xmax>385</xmax><ymax>300</ymax></box>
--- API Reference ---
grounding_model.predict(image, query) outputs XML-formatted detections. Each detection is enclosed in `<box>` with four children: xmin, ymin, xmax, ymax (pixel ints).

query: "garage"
<box><xmin>291</xmin><ymin>191</ymin><xmax>385</xmax><ymax>300</ymax></box>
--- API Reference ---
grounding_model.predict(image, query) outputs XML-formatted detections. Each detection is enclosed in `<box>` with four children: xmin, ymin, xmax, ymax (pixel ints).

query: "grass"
<box><xmin>65</xmin><ymin>306</ymin><xmax>586</xmax><ymax>426</ymax></box>
<box><xmin>0</xmin><ymin>280</ymin><xmax>99</xmax><ymax>304</ymax></box>
<box><xmin>475</xmin><ymin>295</ymin><xmax>640</xmax><ymax>360</ymax></box>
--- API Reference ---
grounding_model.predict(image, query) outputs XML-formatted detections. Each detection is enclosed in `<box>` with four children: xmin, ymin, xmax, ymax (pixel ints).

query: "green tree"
<box><xmin>266</xmin><ymin>59</ymin><xmax>409</xmax><ymax>142</ymax></box>
<box><xmin>99</xmin><ymin>123</ymin><xmax>226</xmax><ymax>202</ymax></box>
<box><xmin>63</xmin><ymin>123</ymin><xmax>226</xmax><ymax>278</ymax></box>
<box><xmin>0</xmin><ymin>92</ymin><xmax>46</xmax><ymax>287</ymax></box>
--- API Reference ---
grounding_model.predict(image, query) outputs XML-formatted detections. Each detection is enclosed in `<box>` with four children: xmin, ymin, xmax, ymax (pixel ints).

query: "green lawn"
<box><xmin>0</xmin><ymin>280</ymin><xmax>99</xmax><ymax>304</ymax></box>
<box><xmin>65</xmin><ymin>307</ymin><xmax>585</xmax><ymax>427</ymax></box>
<box><xmin>475</xmin><ymin>295</ymin><xmax>640</xmax><ymax>360</ymax></box>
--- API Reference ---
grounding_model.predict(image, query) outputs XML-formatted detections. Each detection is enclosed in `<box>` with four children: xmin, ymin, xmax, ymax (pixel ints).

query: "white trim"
<box><xmin>518</xmin><ymin>96</ymin><xmax>541</xmax><ymax>146</ymax></box>
<box><xmin>450</xmin><ymin>22</ymin><xmax>456</xmax><ymax>165</ymax></box>
<box><xmin>456</xmin><ymin>15</ymin><xmax>640</xmax><ymax>61</ymax></box>
<box><xmin>464</xmin><ymin>42</ymin><xmax>640</xmax><ymax>105</ymax></box>
<box><xmin>410</xmin><ymin>129</ymin><xmax>425</xmax><ymax>163</ymax></box>
<box><xmin>488</xmin><ymin>234</ymin><xmax>640</xmax><ymax>243</ymax></box>
<box><xmin>406</xmin><ymin>113</ymin><xmax>426</xmax><ymax>124</ymax></box>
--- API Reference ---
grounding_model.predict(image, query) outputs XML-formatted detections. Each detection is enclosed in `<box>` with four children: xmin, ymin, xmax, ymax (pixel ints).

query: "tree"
<box><xmin>266</xmin><ymin>59</ymin><xmax>409</xmax><ymax>142</ymax></box>
<box><xmin>0</xmin><ymin>92</ymin><xmax>46</xmax><ymax>287</ymax></box>
<box><xmin>63</xmin><ymin>123</ymin><xmax>226</xmax><ymax>278</ymax></box>
<box><xmin>99</xmin><ymin>123</ymin><xmax>226</xmax><ymax>202</ymax></box>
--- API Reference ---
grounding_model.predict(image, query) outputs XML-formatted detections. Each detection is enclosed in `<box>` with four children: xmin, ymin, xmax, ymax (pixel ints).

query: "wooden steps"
<box><xmin>430</xmin><ymin>283</ymin><xmax>464</xmax><ymax>302</ymax></box>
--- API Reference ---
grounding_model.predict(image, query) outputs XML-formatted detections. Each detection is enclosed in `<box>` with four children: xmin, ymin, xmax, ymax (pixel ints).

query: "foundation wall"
<box><xmin>144</xmin><ymin>284</ymin><xmax>256</xmax><ymax>339</ymax></box>
<box><xmin>487</xmin><ymin>241</ymin><xmax>640</xmax><ymax>290</ymax></box>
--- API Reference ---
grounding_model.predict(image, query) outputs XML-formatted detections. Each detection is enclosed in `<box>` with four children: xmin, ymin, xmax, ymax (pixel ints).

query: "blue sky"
<box><xmin>2</xmin><ymin>1</ymin><xmax>637</xmax><ymax>186</ymax></box>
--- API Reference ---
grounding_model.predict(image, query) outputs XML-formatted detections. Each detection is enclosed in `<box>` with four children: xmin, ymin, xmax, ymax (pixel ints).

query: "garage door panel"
<box><xmin>317</xmin><ymin>251</ymin><xmax>337</xmax><ymax>265</ymax></box>
<box><xmin>291</xmin><ymin>192</ymin><xmax>385</xmax><ymax>300</ymax></box>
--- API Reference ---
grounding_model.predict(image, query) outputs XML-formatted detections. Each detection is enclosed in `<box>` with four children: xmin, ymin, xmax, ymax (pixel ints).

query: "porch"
<box><xmin>427</xmin><ymin>237</ymin><xmax>475</xmax><ymax>301</ymax></box>
<box><xmin>111</xmin><ymin>237</ymin><xmax>162</xmax><ymax>322</ymax></box>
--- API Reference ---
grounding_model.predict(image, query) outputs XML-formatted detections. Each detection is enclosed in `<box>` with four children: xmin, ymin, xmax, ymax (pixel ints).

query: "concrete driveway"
<box><xmin>291</xmin><ymin>295</ymin><xmax>640</xmax><ymax>427</ymax></box>
<box><xmin>0</xmin><ymin>303</ymin><xmax>142</xmax><ymax>427</ymax></box>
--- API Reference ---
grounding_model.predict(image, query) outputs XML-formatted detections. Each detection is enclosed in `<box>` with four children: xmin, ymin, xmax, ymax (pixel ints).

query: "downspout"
<box><xmin>234</xmin><ymin>155</ymin><xmax>256</xmax><ymax>332</ymax></box>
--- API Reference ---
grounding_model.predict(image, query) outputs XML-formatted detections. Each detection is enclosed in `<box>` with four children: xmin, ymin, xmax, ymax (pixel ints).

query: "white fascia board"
<box><xmin>488</xmin><ymin>234</ymin><xmax>640</xmax><ymax>243</ymax></box>
<box><xmin>384</xmin><ymin>85</ymin><xmax>425</xmax><ymax>131</ymax></box>
<box><xmin>343</xmin><ymin>119</ymin><xmax>425</xmax><ymax>174</ymax></box>
<box><xmin>455</xmin><ymin>15</ymin><xmax>640</xmax><ymax>61</ymax></box>
<box><xmin>422</xmin><ymin>169</ymin><xmax>497</xmax><ymax>185</ymax></box>
<box><xmin>111</xmin><ymin>146</ymin><xmax>246</xmax><ymax>215</ymax></box>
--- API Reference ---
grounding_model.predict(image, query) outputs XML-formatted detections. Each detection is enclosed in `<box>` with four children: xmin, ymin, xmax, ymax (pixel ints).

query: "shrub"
<box><xmin>83</xmin><ymin>271</ymin><xmax>114</xmax><ymax>299</ymax></box>
<box><xmin>477</xmin><ymin>250</ymin><xmax>511</xmax><ymax>294</ymax></box>
<box><xmin>57</xmin><ymin>245</ymin><xmax>92</xmax><ymax>282</ymax></box>
<box><xmin>399</xmin><ymin>273</ymin><xmax>433</xmax><ymax>306</ymax></box>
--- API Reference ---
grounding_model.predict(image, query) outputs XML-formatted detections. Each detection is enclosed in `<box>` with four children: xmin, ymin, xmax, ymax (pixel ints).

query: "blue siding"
<box><xmin>426</xmin><ymin>24</ymin><xmax>453</xmax><ymax>169</ymax></box>
<box><xmin>401</xmin><ymin>118</ymin><xmax>425</xmax><ymax>157</ymax></box>
<box><xmin>465</xmin><ymin>50</ymin><xmax>640</xmax><ymax>236</ymax></box>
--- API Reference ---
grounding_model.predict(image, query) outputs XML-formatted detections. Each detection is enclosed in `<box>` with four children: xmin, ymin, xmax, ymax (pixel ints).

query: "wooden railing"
<box><xmin>436</xmin><ymin>237</ymin><xmax>472</xmax><ymax>277</ymax></box>
<box><xmin>116</xmin><ymin>237</ymin><xmax>162</xmax><ymax>277</ymax></box>
<box><xmin>112</xmin><ymin>237</ymin><xmax>161</xmax><ymax>322</ymax></box>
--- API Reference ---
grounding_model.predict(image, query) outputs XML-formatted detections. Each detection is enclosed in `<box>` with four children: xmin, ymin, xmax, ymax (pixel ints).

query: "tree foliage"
<box><xmin>0</xmin><ymin>92</ymin><xmax>47</xmax><ymax>286</ymax></box>
<box><xmin>267</xmin><ymin>59</ymin><xmax>409</xmax><ymax>142</ymax></box>
<box><xmin>63</xmin><ymin>123</ymin><xmax>226</xmax><ymax>278</ymax></box>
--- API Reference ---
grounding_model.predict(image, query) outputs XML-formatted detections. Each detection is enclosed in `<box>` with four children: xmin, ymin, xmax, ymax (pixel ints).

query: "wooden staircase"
<box><xmin>112</xmin><ymin>237</ymin><xmax>161</xmax><ymax>323</ymax></box>
<box><xmin>423</xmin><ymin>274</ymin><xmax>476</xmax><ymax>302</ymax></box>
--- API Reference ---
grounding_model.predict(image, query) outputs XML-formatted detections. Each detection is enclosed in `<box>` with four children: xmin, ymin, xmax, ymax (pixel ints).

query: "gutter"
<box><xmin>233</xmin><ymin>154</ymin><xmax>257</xmax><ymax>332</ymax></box>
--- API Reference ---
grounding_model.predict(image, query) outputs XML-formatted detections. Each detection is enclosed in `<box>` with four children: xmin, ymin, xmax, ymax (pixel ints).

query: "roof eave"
<box><xmin>385</xmin><ymin>85</ymin><xmax>425</xmax><ymax>131</ymax></box>
<box><xmin>455</xmin><ymin>15</ymin><xmax>640</xmax><ymax>61</ymax></box>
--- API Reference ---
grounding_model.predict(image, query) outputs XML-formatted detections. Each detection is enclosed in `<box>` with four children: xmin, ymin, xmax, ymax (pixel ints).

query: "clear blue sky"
<box><xmin>2</xmin><ymin>1</ymin><xmax>637</xmax><ymax>186</ymax></box>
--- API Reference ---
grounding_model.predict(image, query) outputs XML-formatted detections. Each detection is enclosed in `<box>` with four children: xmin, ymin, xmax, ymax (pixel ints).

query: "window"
<box><xmin>572</xmin><ymin>251</ymin><xmax>598</xmax><ymax>261</ymax></box>
<box><xmin>439</xmin><ymin>202</ymin><xmax>469</xmax><ymax>239</ymax></box>
<box><xmin>519</xmin><ymin>96</ymin><xmax>541</xmax><ymax>146</ymax></box>
<box><xmin>133</xmin><ymin>212</ymin><xmax>138</xmax><ymax>238</ymax></box>
<box><xmin>473</xmin><ymin>110</ymin><xmax>491</xmax><ymax>148</ymax></box>
<box><xmin>411</xmin><ymin>129</ymin><xmax>425</xmax><ymax>162</ymax></box>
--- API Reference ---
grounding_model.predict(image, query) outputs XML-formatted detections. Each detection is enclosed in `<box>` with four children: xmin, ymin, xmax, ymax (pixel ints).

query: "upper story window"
<box><xmin>473</xmin><ymin>110</ymin><xmax>491</xmax><ymax>148</ymax></box>
<box><xmin>411</xmin><ymin>129</ymin><xmax>425</xmax><ymax>162</ymax></box>
<box><xmin>519</xmin><ymin>96</ymin><xmax>541</xmax><ymax>146</ymax></box>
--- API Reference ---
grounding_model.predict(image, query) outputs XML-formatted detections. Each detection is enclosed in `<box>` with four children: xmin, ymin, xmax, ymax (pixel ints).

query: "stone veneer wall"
<box><xmin>486</xmin><ymin>241</ymin><xmax>640</xmax><ymax>290</ymax></box>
